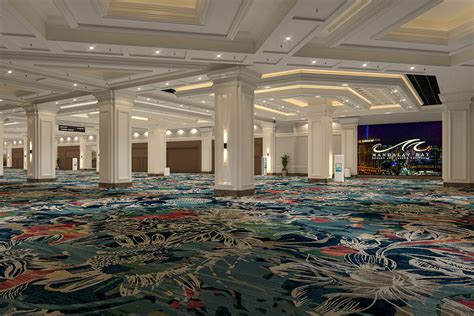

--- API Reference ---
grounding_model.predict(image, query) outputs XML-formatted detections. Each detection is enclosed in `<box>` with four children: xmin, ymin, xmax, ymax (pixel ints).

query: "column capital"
<box><xmin>208</xmin><ymin>67</ymin><xmax>261</xmax><ymax>87</ymax></box>
<box><xmin>440</xmin><ymin>90</ymin><xmax>474</xmax><ymax>107</ymax></box>
<box><xmin>94</xmin><ymin>89</ymin><xmax>135</xmax><ymax>104</ymax></box>
<box><xmin>23</xmin><ymin>103</ymin><xmax>58</xmax><ymax>115</ymax></box>
<box><xmin>338</xmin><ymin>117</ymin><xmax>360</xmax><ymax>126</ymax></box>
<box><xmin>307</xmin><ymin>104</ymin><xmax>335</xmax><ymax>119</ymax></box>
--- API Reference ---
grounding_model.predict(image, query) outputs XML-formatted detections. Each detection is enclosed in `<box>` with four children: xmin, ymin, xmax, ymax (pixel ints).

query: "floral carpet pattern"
<box><xmin>0</xmin><ymin>169</ymin><xmax>473</xmax><ymax>315</ymax></box>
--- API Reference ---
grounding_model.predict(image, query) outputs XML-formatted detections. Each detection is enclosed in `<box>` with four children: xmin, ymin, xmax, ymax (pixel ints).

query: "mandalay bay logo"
<box><xmin>372</xmin><ymin>138</ymin><xmax>430</xmax><ymax>160</ymax></box>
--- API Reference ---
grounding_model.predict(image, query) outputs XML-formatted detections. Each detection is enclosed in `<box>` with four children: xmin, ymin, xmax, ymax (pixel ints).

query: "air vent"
<box><xmin>161</xmin><ymin>88</ymin><xmax>176</xmax><ymax>94</ymax></box>
<box><xmin>406</xmin><ymin>74</ymin><xmax>442</xmax><ymax>105</ymax></box>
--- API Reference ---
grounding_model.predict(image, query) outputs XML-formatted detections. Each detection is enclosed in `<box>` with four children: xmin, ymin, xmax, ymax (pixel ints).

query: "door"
<box><xmin>167</xmin><ymin>141</ymin><xmax>201</xmax><ymax>173</ymax></box>
<box><xmin>132</xmin><ymin>143</ymin><xmax>148</xmax><ymax>172</ymax></box>
<box><xmin>12</xmin><ymin>148</ymin><xmax>23</xmax><ymax>169</ymax></box>
<box><xmin>57</xmin><ymin>146</ymin><xmax>80</xmax><ymax>170</ymax></box>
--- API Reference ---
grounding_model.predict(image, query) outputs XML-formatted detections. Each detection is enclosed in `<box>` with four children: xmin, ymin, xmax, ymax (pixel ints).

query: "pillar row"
<box><xmin>441</xmin><ymin>92</ymin><xmax>474</xmax><ymax>188</ymax></box>
<box><xmin>208</xmin><ymin>67</ymin><xmax>260</xmax><ymax>196</ymax></box>
<box><xmin>308</xmin><ymin>103</ymin><xmax>334</xmax><ymax>182</ymax></box>
<box><xmin>96</xmin><ymin>90</ymin><xmax>133</xmax><ymax>188</ymax></box>
<box><xmin>6</xmin><ymin>142</ymin><xmax>12</xmax><ymax>168</ymax></box>
<box><xmin>24</xmin><ymin>103</ymin><xmax>57</xmax><ymax>182</ymax></box>
<box><xmin>147</xmin><ymin>126</ymin><xmax>167</xmax><ymax>176</ymax></box>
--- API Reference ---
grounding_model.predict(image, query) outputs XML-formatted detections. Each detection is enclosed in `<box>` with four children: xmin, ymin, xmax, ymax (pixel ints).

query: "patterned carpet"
<box><xmin>0</xmin><ymin>169</ymin><xmax>473</xmax><ymax>315</ymax></box>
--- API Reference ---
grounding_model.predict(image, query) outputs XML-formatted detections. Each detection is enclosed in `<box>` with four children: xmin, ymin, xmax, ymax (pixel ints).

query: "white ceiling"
<box><xmin>0</xmin><ymin>0</ymin><xmax>473</xmax><ymax>140</ymax></box>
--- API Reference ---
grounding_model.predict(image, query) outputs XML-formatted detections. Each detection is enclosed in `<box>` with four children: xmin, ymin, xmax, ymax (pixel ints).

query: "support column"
<box><xmin>441</xmin><ymin>92</ymin><xmax>474</xmax><ymax>188</ymax></box>
<box><xmin>262</xmin><ymin>123</ymin><xmax>276</xmax><ymax>175</ymax></box>
<box><xmin>208</xmin><ymin>67</ymin><xmax>260</xmax><ymax>197</ymax></box>
<box><xmin>201</xmin><ymin>128</ymin><xmax>213</xmax><ymax>173</ymax></box>
<box><xmin>147</xmin><ymin>126</ymin><xmax>166</xmax><ymax>176</ymax></box>
<box><xmin>23</xmin><ymin>135</ymin><xmax>27</xmax><ymax>171</ymax></box>
<box><xmin>6</xmin><ymin>142</ymin><xmax>12</xmax><ymax>168</ymax></box>
<box><xmin>24</xmin><ymin>104</ymin><xmax>57</xmax><ymax>182</ymax></box>
<box><xmin>79</xmin><ymin>136</ymin><xmax>87</xmax><ymax>170</ymax></box>
<box><xmin>95</xmin><ymin>129</ymin><xmax>100</xmax><ymax>173</ymax></box>
<box><xmin>308</xmin><ymin>103</ymin><xmax>334</xmax><ymax>182</ymax></box>
<box><xmin>96</xmin><ymin>90</ymin><xmax>133</xmax><ymax>188</ymax></box>
<box><xmin>0</xmin><ymin>117</ymin><xmax>3</xmax><ymax>177</ymax></box>
<box><xmin>339</xmin><ymin>117</ymin><xmax>359</xmax><ymax>176</ymax></box>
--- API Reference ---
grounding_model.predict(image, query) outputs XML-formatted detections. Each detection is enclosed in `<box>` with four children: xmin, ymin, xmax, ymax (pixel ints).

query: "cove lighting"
<box><xmin>134</xmin><ymin>100</ymin><xmax>212</xmax><ymax>116</ymax></box>
<box><xmin>131</xmin><ymin>116</ymin><xmax>148</xmax><ymax>121</ymax></box>
<box><xmin>60</xmin><ymin>100</ymin><xmax>98</xmax><ymax>109</ymax></box>
<box><xmin>254</xmin><ymin>104</ymin><xmax>296</xmax><ymax>117</ymax></box>
<box><xmin>4</xmin><ymin>122</ymin><xmax>19</xmax><ymax>126</ymax></box>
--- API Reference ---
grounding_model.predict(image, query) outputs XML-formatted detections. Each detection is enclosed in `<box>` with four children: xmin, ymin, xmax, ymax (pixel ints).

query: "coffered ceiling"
<box><xmin>0</xmin><ymin>0</ymin><xmax>473</xmax><ymax>140</ymax></box>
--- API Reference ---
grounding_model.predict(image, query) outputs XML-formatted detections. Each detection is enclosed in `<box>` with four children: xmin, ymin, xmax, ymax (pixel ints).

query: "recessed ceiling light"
<box><xmin>311</xmin><ymin>60</ymin><xmax>316</xmax><ymax>64</ymax></box>
<box><xmin>272</xmin><ymin>116</ymin><xmax>276</xmax><ymax>119</ymax></box>
<box><xmin>385</xmin><ymin>112</ymin><xmax>391</xmax><ymax>114</ymax></box>
<box><xmin>146</xmin><ymin>98</ymin><xmax>150</xmax><ymax>101</ymax></box>
<box><xmin>401</xmin><ymin>98</ymin><xmax>406</xmax><ymax>102</ymax></box>
<box><xmin>7</xmin><ymin>70</ymin><xmax>12</xmax><ymax>74</ymax></box>
<box><xmin>264</xmin><ymin>86</ymin><xmax>271</xmax><ymax>89</ymax></box>
<box><xmin>285</xmin><ymin>36</ymin><xmax>291</xmax><ymax>41</ymax></box>
<box><xmin>210</xmin><ymin>93</ymin><xmax>215</xmax><ymax>96</ymax></box>
<box><xmin>73</xmin><ymin>98</ymin><xmax>77</xmax><ymax>102</ymax></box>
<box><xmin>179</xmin><ymin>104</ymin><xmax>183</xmax><ymax>107</ymax></box>
<box><xmin>0</xmin><ymin>99</ymin><xmax>2</xmax><ymax>102</ymax></box>
<box><xmin>269</xmin><ymin>98</ymin><xmax>274</xmax><ymax>101</ymax></box>
<box><xmin>201</xmin><ymin>100</ymin><xmax>206</xmax><ymax>103</ymax></box>
<box><xmin>362</xmin><ymin>63</ymin><xmax>367</xmax><ymax>67</ymax></box>
<box><xmin>216</xmin><ymin>54</ymin><xmax>222</xmax><ymax>58</ymax></box>
<box><xmin>345</xmin><ymin>99</ymin><xmax>349</xmax><ymax>102</ymax></box>
<box><xmin>281</xmin><ymin>106</ymin><xmax>285</xmax><ymax>109</ymax></box>
<box><xmin>55</xmin><ymin>102</ymin><xmax>58</xmax><ymax>105</ymax></box>
<box><xmin>197</xmin><ymin>77</ymin><xmax>202</xmax><ymax>80</ymax></box>
<box><xmin>392</xmin><ymin>89</ymin><xmax>398</xmax><ymax>93</ymax></box>
<box><xmin>410</xmin><ymin>66</ymin><xmax>415</xmax><ymax>70</ymax></box>
<box><xmin>341</xmin><ymin>84</ymin><xmax>348</xmax><ymax>87</ymax></box>
<box><xmin>165</xmin><ymin>82</ymin><xmax>169</xmax><ymax>86</ymax></box>
<box><xmin>155</xmin><ymin>50</ymin><xmax>160</xmax><ymax>54</ymax></box>
<box><xmin>73</xmin><ymin>83</ymin><xmax>77</xmax><ymax>87</ymax></box>
<box><xmin>263</xmin><ymin>100</ymin><xmax>266</xmax><ymax>103</ymax></box>
<box><xmin>89</xmin><ymin>46</ymin><xmax>95</xmax><ymax>50</ymax></box>
<box><xmin>315</xmin><ymin>95</ymin><xmax>321</xmax><ymax>98</ymax></box>
<box><xmin>137</xmin><ymin>87</ymin><xmax>141</xmax><ymax>90</ymax></box>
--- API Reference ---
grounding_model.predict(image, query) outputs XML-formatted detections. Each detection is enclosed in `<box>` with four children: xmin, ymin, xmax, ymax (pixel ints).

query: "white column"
<box><xmin>84</xmin><ymin>143</ymin><xmax>93</xmax><ymax>169</ymax></box>
<box><xmin>201</xmin><ymin>128</ymin><xmax>213</xmax><ymax>173</ymax></box>
<box><xmin>96</xmin><ymin>90</ymin><xmax>133</xmax><ymax>188</ymax></box>
<box><xmin>339</xmin><ymin>117</ymin><xmax>359</xmax><ymax>176</ymax></box>
<box><xmin>208</xmin><ymin>67</ymin><xmax>260</xmax><ymax>196</ymax></box>
<box><xmin>308</xmin><ymin>103</ymin><xmax>334</xmax><ymax>182</ymax></box>
<box><xmin>23</xmin><ymin>135</ymin><xmax>27</xmax><ymax>171</ymax></box>
<box><xmin>0</xmin><ymin>118</ymin><xmax>3</xmax><ymax>177</ymax></box>
<box><xmin>95</xmin><ymin>129</ymin><xmax>100</xmax><ymax>173</ymax></box>
<box><xmin>262</xmin><ymin>123</ymin><xmax>276</xmax><ymax>175</ymax></box>
<box><xmin>147</xmin><ymin>126</ymin><xmax>166</xmax><ymax>176</ymax></box>
<box><xmin>24</xmin><ymin>104</ymin><xmax>57</xmax><ymax>182</ymax></box>
<box><xmin>6</xmin><ymin>143</ymin><xmax>12</xmax><ymax>167</ymax></box>
<box><xmin>441</xmin><ymin>92</ymin><xmax>474</xmax><ymax>188</ymax></box>
<box><xmin>79</xmin><ymin>136</ymin><xmax>87</xmax><ymax>169</ymax></box>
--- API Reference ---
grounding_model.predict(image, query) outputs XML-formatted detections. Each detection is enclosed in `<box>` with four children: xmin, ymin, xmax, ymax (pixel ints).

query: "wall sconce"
<box><xmin>223</xmin><ymin>142</ymin><xmax>227</xmax><ymax>149</ymax></box>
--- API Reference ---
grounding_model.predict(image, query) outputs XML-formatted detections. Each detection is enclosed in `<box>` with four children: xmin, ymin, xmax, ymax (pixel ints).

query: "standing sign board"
<box><xmin>334</xmin><ymin>154</ymin><xmax>344</xmax><ymax>182</ymax></box>
<box><xmin>72</xmin><ymin>158</ymin><xmax>78</xmax><ymax>171</ymax></box>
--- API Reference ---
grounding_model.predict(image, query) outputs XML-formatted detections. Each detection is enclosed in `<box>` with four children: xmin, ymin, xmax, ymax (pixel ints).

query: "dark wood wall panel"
<box><xmin>167</xmin><ymin>141</ymin><xmax>201</xmax><ymax>173</ymax></box>
<box><xmin>132</xmin><ymin>143</ymin><xmax>148</xmax><ymax>172</ymax></box>
<box><xmin>57</xmin><ymin>146</ymin><xmax>80</xmax><ymax>170</ymax></box>
<box><xmin>12</xmin><ymin>148</ymin><xmax>24</xmax><ymax>169</ymax></box>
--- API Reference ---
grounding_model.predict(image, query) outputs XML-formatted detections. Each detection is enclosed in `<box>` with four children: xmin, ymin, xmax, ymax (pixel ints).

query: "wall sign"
<box><xmin>59</xmin><ymin>125</ymin><xmax>85</xmax><ymax>133</ymax></box>
<box><xmin>357</xmin><ymin>122</ymin><xmax>442</xmax><ymax>176</ymax></box>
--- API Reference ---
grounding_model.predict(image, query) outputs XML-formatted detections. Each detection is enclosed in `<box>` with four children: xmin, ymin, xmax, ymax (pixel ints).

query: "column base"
<box><xmin>99</xmin><ymin>182</ymin><xmax>133</xmax><ymax>189</ymax></box>
<box><xmin>27</xmin><ymin>178</ymin><xmax>56</xmax><ymax>183</ymax></box>
<box><xmin>443</xmin><ymin>182</ymin><xmax>474</xmax><ymax>188</ymax></box>
<box><xmin>148</xmin><ymin>173</ymin><xmax>164</xmax><ymax>177</ymax></box>
<box><xmin>308</xmin><ymin>178</ymin><xmax>330</xmax><ymax>183</ymax></box>
<box><xmin>214</xmin><ymin>188</ymin><xmax>255</xmax><ymax>197</ymax></box>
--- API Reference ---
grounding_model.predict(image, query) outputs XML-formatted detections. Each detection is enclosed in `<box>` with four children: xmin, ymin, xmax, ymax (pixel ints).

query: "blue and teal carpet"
<box><xmin>0</xmin><ymin>169</ymin><xmax>473</xmax><ymax>315</ymax></box>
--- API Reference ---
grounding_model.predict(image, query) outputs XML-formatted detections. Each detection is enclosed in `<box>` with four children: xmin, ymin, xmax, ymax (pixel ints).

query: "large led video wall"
<box><xmin>357</xmin><ymin>121</ymin><xmax>442</xmax><ymax>176</ymax></box>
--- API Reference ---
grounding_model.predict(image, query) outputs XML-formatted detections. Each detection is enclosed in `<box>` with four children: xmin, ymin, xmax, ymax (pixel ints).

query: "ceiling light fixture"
<box><xmin>73</xmin><ymin>83</ymin><xmax>77</xmax><ymax>87</ymax></box>
<box><xmin>216</xmin><ymin>54</ymin><xmax>222</xmax><ymax>58</ymax></box>
<box><xmin>311</xmin><ymin>60</ymin><xmax>316</xmax><ymax>64</ymax></box>
<box><xmin>7</xmin><ymin>70</ymin><xmax>12</xmax><ymax>74</ymax></box>
<box><xmin>165</xmin><ymin>82</ymin><xmax>169</xmax><ymax>86</ymax></box>
<box><xmin>131</xmin><ymin>116</ymin><xmax>148</xmax><ymax>121</ymax></box>
<box><xmin>155</xmin><ymin>50</ymin><xmax>160</xmax><ymax>54</ymax></box>
<box><xmin>137</xmin><ymin>87</ymin><xmax>141</xmax><ymax>90</ymax></box>
<box><xmin>410</xmin><ymin>66</ymin><xmax>415</xmax><ymax>70</ymax></box>
<box><xmin>362</xmin><ymin>63</ymin><xmax>367</xmax><ymax>67</ymax></box>
<box><xmin>197</xmin><ymin>77</ymin><xmax>202</xmax><ymax>80</ymax></box>
<box><xmin>166</xmin><ymin>130</ymin><xmax>172</xmax><ymax>135</ymax></box>
<box><xmin>285</xmin><ymin>36</ymin><xmax>292</xmax><ymax>41</ymax></box>
<box><xmin>89</xmin><ymin>46</ymin><xmax>95</xmax><ymax>50</ymax></box>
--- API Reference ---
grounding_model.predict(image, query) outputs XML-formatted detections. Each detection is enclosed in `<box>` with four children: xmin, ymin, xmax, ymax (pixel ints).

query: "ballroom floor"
<box><xmin>0</xmin><ymin>169</ymin><xmax>473</xmax><ymax>315</ymax></box>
